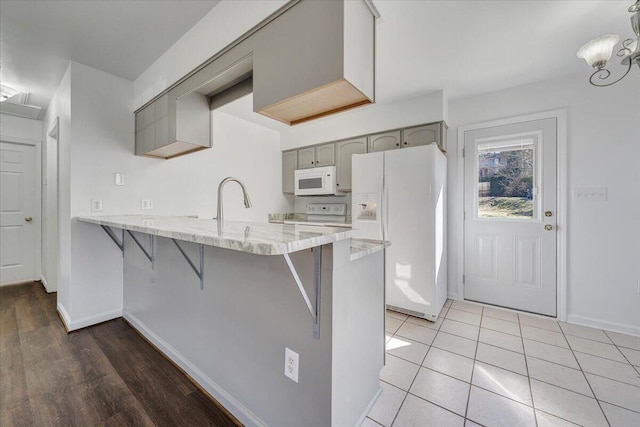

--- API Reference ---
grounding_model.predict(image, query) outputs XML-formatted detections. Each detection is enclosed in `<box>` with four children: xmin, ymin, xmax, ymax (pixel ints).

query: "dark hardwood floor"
<box><xmin>0</xmin><ymin>281</ymin><xmax>240</xmax><ymax>427</ymax></box>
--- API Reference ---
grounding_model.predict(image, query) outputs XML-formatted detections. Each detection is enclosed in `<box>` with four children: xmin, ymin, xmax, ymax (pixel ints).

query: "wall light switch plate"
<box><xmin>573</xmin><ymin>187</ymin><xmax>607</xmax><ymax>201</ymax></box>
<box><xmin>141</xmin><ymin>199</ymin><xmax>154</xmax><ymax>210</ymax></box>
<box><xmin>115</xmin><ymin>173</ymin><xmax>125</xmax><ymax>186</ymax></box>
<box><xmin>91</xmin><ymin>199</ymin><xmax>103</xmax><ymax>212</ymax></box>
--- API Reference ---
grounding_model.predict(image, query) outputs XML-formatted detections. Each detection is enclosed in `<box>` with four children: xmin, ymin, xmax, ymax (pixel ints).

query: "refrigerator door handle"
<box><xmin>384</xmin><ymin>183</ymin><xmax>391</xmax><ymax>240</ymax></box>
<box><xmin>383</xmin><ymin>180</ymin><xmax>389</xmax><ymax>241</ymax></box>
<box><xmin>379</xmin><ymin>176</ymin><xmax>385</xmax><ymax>241</ymax></box>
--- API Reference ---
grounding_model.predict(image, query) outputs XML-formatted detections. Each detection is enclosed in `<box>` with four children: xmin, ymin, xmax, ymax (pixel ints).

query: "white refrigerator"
<box><xmin>352</xmin><ymin>144</ymin><xmax>447</xmax><ymax>321</ymax></box>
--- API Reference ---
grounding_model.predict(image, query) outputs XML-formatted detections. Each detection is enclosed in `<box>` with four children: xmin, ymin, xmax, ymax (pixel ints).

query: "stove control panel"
<box><xmin>306</xmin><ymin>203</ymin><xmax>347</xmax><ymax>216</ymax></box>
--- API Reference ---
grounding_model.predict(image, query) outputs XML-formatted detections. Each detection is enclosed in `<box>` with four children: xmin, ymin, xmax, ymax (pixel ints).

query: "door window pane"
<box><xmin>477</xmin><ymin>141</ymin><xmax>535</xmax><ymax>219</ymax></box>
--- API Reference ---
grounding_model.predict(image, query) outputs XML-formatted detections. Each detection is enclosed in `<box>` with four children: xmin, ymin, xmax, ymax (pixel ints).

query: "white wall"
<box><xmin>52</xmin><ymin>61</ymin><xmax>289</xmax><ymax>330</ymax></box>
<box><xmin>447</xmin><ymin>72</ymin><xmax>640</xmax><ymax>335</ymax></box>
<box><xmin>281</xmin><ymin>91</ymin><xmax>446</xmax><ymax>150</ymax></box>
<box><xmin>134</xmin><ymin>0</ymin><xmax>287</xmax><ymax>110</ymax></box>
<box><xmin>0</xmin><ymin>114</ymin><xmax>42</xmax><ymax>141</ymax></box>
<box><xmin>43</xmin><ymin>66</ymin><xmax>71</xmax><ymax>298</ymax></box>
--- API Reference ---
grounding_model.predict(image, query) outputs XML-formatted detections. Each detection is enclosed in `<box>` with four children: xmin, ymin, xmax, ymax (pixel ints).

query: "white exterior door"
<box><xmin>1</xmin><ymin>142</ymin><xmax>39</xmax><ymax>285</ymax></box>
<box><xmin>464</xmin><ymin>118</ymin><xmax>557</xmax><ymax>316</ymax></box>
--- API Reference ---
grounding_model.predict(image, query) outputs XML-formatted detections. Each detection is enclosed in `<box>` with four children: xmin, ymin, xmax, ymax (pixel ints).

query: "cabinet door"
<box><xmin>368</xmin><ymin>131</ymin><xmax>401</xmax><ymax>152</ymax></box>
<box><xmin>315</xmin><ymin>143</ymin><xmax>335</xmax><ymax>167</ymax></box>
<box><xmin>298</xmin><ymin>147</ymin><xmax>316</xmax><ymax>169</ymax></box>
<box><xmin>403</xmin><ymin>123</ymin><xmax>440</xmax><ymax>148</ymax></box>
<box><xmin>282</xmin><ymin>150</ymin><xmax>298</xmax><ymax>194</ymax></box>
<box><xmin>335</xmin><ymin>138</ymin><xmax>366</xmax><ymax>192</ymax></box>
<box><xmin>142</xmin><ymin>125</ymin><xmax>156</xmax><ymax>154</ymax></box>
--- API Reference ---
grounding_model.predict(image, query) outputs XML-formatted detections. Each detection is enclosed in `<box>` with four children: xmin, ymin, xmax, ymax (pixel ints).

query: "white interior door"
<box><xmin>464</xmin><ymin>118</ymin><xmax>557</xmax><ymax>316</ymax></box>
<box><xmin>1</xmin><ymin>142</ymin><xmax>39</xmax><ymax>285</ymax></box>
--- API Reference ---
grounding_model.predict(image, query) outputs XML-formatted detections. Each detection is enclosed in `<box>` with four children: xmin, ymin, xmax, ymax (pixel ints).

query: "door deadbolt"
<box><xmin>544</xmin><ymin>224</ymin><xmax>553</xmax><ymax>231</ymax></box>
<box><xmin>25</xmin><ymin>216</ymin><xmax>33</xmax><ymax>222</ymax></box>
<box><xmin>545</xmin><ymin>211</ymin><xmax>553</xmax><ymax>217</ymax></box>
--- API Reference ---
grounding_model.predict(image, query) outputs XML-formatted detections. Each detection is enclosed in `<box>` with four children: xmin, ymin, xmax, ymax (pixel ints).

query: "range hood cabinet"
<box><xmin>253</xmin><ymin>0</ymin><xmax>377</xmax><ymax>126</ymax></box>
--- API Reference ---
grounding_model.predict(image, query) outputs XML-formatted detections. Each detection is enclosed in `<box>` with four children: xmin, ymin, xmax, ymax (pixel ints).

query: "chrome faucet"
<box><xmin>215</xmin><ymin>177</ymin><xmax>252</xmax><ymax>229</ymax></box>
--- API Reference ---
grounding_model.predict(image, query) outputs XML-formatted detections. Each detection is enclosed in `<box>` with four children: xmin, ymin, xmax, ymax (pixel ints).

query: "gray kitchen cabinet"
<box><xmin>335</xmin><ymin>137</ymin><xmax>367</xmax><ymax>192</ymax></box>
<box><xmin>282</xmin><ymin>150</ymin><xmax>298</xmax><ymax>194</ymax></box>
<box><xmin>253</xmin><ymin>0</ymin><xmax>376</xmax><ymax>125</ymax></box>
<box><xmin>315</xmin><ymin>143</ymin><xmax>335</xmax><ymax>167</ymax></box>
<box><xmin>297</xmin><ymin>144</ymin><xmax>335</xmax><ymax>169</ymax></box>
<box><xmin>135</xmin><ymin>89</ymin><xmax>210</xmax><ymax>159</ymax></box>
<box><xmin>368</xmin><ymin>131</ymin><xmax>401</xmax><ymax>152</ymax></box>
<box><xmin>402</xmin><ymin>123</ymin><xmax>441</xmax><ymax>148</ymax></box>
<box><xmin>297</xmin><ymin>147</ymin><xmax>316</xmax><ymax>169</ymax></box>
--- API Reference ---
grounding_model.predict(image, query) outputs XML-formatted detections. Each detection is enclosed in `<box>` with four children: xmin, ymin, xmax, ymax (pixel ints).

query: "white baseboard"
<box><xmin>354</xmin><ymin>387</ymin><xmax>382</xmax><ymax>427</ymax></box>
<box><xmin>57</xmin><ymin>302</ymin><xmax>71</xmax><ymax>330</ymax></box>
<box><xmin>447</xmin><ymin>291</ymin><xmax>459</xmax><ymax>300</ymax></box>
<box><xmin>61</xmin><ymin>307</ymin><xmax>122</xmax><ymax>332</ymax></box>
<box><xmin>567</xmin><ymin>314</ymin><xmax>640</xmax><ymax>337</ymax></box>
<box><xmin>123</xmin><ymin>311</ymin><xmax>267</xmax><ymax>427</ymax></box>
<box><xmin>39</xmin><ymin>274</ymin><xmax>57</xmax><ymax>293</ymax></box>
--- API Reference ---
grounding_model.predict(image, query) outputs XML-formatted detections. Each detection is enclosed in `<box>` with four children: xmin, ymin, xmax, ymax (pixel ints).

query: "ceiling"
<box><xmin>0</xmin><ymin>0</ymin><xmax>219</xmax><ymax>113</ymax></box>
<box><xmin>373</xmin><ymin>0</ymin><xmax>633</xmax><ymax>102</ymax></box>
<box><xmin>0</xmin><ymin>0</ymin><xmax>635</xmax><ymax>121</ymax></box>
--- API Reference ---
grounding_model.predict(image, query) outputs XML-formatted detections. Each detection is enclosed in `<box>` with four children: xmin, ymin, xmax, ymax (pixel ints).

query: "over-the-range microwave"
<box><xmin>294</xmin><ymin>166</ymin><xmax>345</xmax><ymax>196</ymax></box>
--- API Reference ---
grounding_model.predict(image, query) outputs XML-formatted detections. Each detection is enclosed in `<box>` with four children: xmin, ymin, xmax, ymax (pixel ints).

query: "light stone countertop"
<box><xmin>76</xmin><ymin>215</ymin><xmax>357</xmax><ymax>256</ymax></box>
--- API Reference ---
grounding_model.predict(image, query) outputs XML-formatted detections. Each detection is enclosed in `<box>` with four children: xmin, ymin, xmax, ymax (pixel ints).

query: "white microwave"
<box><xmin>294</xmin><ymin>166</ymin><xmax>344</xmax><ymax>196</ymax></box>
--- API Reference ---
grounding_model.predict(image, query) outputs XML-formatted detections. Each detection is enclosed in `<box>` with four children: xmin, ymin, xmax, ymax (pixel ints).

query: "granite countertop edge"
<box><xmin>75</xmin><ymin>215</ymin><xmax>356</xmax><ymax>256</ymax></box>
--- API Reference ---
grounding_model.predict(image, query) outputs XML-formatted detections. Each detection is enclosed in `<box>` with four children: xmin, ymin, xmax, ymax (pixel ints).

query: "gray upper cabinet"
<box><xmin>282</xmin><ymin>150</ymin><xmax>298</xmax><ymax>194</ymax></box>
<box><xmin>335</xmin><ymin>137</ymin><xmax>366</xmax><ymax>192</ymax></box>
<box><xmin>297</xmin><ymin>147</ymin><xmax>316</xmax><ymax>169</ymax></box>
<box><xmin>253</xmin><ymin>0</ymin><xmax>376</xmax><ymax>125</ymax></box>
<box><xmin>368</xmin><ymin>131</ymin><xmax>401</xmax><ymax>152</ymax></box>
<box><xmin>403</xmin><ymin>123</ymin><xmax>440</xmax><ymax>148</ymax></box>
<box><xmin>315</xmin><ymin>144</ymin><xmax>335</xmax><ymax>167</ymax></box>
<box><xmin>135</xmin><ymin>89</ymin><xmax>211</xmax><ymax>160</ymax></box>
<box><xmin>297</xmin><ymin>144</ymin><xmax>335</xmax><ymax>169</ymax></box>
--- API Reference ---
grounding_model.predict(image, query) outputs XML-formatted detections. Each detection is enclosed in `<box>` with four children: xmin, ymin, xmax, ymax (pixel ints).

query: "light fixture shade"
<box><xmin>577</xmin><ymin>34</ymin><xmax>620</xmax><ymax>68</ymax></box>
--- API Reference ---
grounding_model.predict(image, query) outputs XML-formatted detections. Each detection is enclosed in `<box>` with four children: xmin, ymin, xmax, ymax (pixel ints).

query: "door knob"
<box><xmin>544</xmin><ymin>224</ymin><xmax>552</xmax><ymax>231</ymax></box>
<box><xmin>25</xmin><ymin>216</ymin><xmax>33</xmax><ymax>222</ymax></box>
<box><xmin>545</xmin><ymin>211</ymin><xmax>553</xmax><ymax>217</ymax></box>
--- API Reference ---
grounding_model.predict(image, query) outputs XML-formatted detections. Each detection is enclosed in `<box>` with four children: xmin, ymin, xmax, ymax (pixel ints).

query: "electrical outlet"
<box><xmin>115</xmin><ymin>173</ymin><xmax>125</xmax><ymax>186</ymax></box>
<box><xmin>141</xmin><ymin>199</ymin><xmax>154</xmax><ymax>210</ymax></box>
<box><xmin>91</xmin><ymin>199</ymin><xmax>103</xmax><ymax>212</ymax></box>
<box><xmin>284</xmin><ymin>347</ymin><xmax>299</xmax><ymax>383</ymax></box>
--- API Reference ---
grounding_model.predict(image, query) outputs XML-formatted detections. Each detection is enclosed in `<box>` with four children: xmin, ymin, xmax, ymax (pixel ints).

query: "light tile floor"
<box><xmin>364</xmin><ymin>299</ymin><xmax>640</xmax><ymax>427</ymax></box>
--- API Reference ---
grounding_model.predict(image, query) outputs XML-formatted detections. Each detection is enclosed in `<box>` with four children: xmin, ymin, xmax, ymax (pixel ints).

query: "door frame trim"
<box><xmin>456</xmin><ymin>109</ymin><xmax>568</xmax><ymax>321</ymax></box>
<box><xmin>0</xmin><ymin>134</ymin><xmax>43</xmax><ymax>285</ymax></box>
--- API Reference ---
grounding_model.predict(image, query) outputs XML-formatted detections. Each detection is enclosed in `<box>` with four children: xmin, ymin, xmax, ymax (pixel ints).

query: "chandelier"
<box><xmin>576</xmin><ymin>0</ymin><xmax>640</xmax><ymax>86</ymax></box>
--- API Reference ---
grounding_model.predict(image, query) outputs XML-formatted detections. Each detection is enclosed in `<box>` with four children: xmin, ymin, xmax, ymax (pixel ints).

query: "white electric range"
<box><xmin>284</xmin><ymin>203</ymin><xmax>351</xmax><ymax>228</ymax></box>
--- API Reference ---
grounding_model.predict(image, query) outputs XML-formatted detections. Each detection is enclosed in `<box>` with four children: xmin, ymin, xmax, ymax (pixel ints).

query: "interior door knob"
<box><xmin>25</xmin><ymin>216</ymin><xmax>33</xmax><ymax>222</ymax></box>
<box><xmin>544</xmin><ymin>224</ymin><xmax>552</xmax><ymax>231</ymax></box>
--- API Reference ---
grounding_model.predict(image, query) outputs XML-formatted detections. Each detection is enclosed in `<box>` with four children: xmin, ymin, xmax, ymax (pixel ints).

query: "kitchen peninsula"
<box><xmin>75</xmin><ymin>215</ymin><xmax>386</xmax><ymax>427</ymax></box>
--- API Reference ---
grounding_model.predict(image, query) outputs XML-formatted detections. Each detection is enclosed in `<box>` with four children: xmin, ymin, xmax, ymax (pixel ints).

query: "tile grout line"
<box><xmin>517</xmin><ymin>312</ymin><xmax>539</xmax><ymax>427</ymax></box>
<box><xmin>463</xmin><ymin>304</ymin><xmax>483</xmax><ymax>424</ymax></box>
<box><xmin>602</xmin><ymin>329</ymin><xmax>640</xmax><ymax>376</ymax></box>
<box><xmin>557</xmin><ymin>318</ymin><xmax>612</xmax><ymax>427</ymax></box>
<box><xmin>388</xmin><ymin>304</ymin><xmax>448</xmax><ymax>427</ymax></box>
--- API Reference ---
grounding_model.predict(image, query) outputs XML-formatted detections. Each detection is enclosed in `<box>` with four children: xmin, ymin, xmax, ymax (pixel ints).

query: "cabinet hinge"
<box><xmin>462</xmin><ymin>148</ymin><xmax>465</xmax><ymax>157</ymax></box>
<box><xmin>462</xmin><ymin>274</ymin><xmax>465</xmax><ymax>284</ymax></box>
